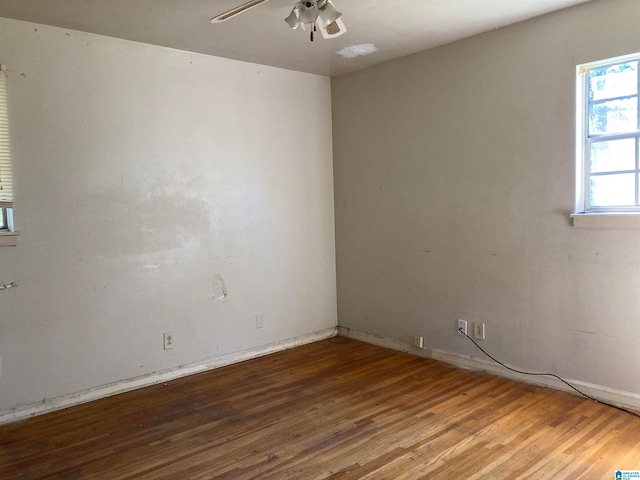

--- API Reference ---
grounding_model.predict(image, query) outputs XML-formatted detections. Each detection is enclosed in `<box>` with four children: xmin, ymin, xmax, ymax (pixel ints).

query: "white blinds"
<box><xmin>0</xmin><ymin>65</ymin><xmax>13</xmax><ymax>208</ymax></box>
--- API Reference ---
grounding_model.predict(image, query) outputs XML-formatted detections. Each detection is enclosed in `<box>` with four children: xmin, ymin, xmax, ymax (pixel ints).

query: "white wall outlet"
<box><xmin>474</xmin><ymin>322</ymin><xmax>485</xmax><ymax>340</ymax></box>
<box><xmin>256</xmin><ymin>313</ymin><xmax>264</xmax><ymax>329</ymax></box>
<box><xmin>457</xmin><ymin>319</ymin><xmax>467</xmax><ymax>336</ymax></box>
<box><xmin>163</xmin><ymin>331</ymin><xmax>174</xmax><ymax>350</ymax></box>
<box><xmin>414</xmin><ymin>335</ymin><xmax>424</xmax><ymax>349</ymax></box>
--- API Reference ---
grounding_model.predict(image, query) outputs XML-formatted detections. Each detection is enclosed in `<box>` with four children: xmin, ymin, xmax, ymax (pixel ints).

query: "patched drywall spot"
<box><xmin>76</xmin><ymin>188</ymin><xmax>212</xmax><ymax>258</ymax></box>
<box><xmin>337</xmin><ymin>43</ymin><xmax>378</xmax><ymax>59</ymax></box>
<box><xmin>211</xmin><ymin>274</ymin><xmax>227</xmax><ymax>301</ymax></box>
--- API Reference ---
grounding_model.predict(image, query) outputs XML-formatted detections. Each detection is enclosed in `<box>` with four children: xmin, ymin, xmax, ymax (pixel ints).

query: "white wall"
<box><xmin>332</xmin><ymin>0</ymin><xmax>640</xmax><ymax>396</ymax></box>
<box><xmin>0</xmin><ymin>18</ymin><xmax>337</xmax><ymax>412</ymax></box>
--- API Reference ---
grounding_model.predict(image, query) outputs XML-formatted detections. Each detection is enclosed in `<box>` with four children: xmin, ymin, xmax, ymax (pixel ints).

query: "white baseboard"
<box><xmin>0</xmin><ymin>327</ymin><xmax>337</xmax><ymax>425</ymax></box>
<box><xmin>337</xmin><ymin>327</ymin><xmax>640</xmax><ymax>411</ymax></box>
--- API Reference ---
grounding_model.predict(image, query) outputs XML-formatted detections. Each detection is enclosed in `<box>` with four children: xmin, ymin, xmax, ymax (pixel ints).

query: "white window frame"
<box><xmin>573</xmin><ymin>52</ymin><xmax>640</xmax><ymax>228</ymax></box>
<box><xmin>0</xmin><ymin>64</ymin><xmax>17</xmax><ymax>246</ymax></box>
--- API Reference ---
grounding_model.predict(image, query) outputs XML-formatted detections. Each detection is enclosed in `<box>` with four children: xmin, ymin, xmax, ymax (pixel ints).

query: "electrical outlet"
<box><xmin>256</xmin><ymin>313</ymin><xmax>264</xmax><ymax>329</ymax></box>
<box><xmin>163</xmin><ymin>332</ymin><xmax>174</xmax><ymax>350</ymax></box>
<box><xmin>457</xmin><ymin>319</ymin><xmax>467</xmax><ymax>336</ymax></box>
<box><xmin>474</xmin><ymin>322</ymin><xmax>485</xmax><ymax>340</ymax></box>
<box><xmin>414</xmin><ymin>336</ymin><xmax>424</xmax><ymax>349</ymax></box>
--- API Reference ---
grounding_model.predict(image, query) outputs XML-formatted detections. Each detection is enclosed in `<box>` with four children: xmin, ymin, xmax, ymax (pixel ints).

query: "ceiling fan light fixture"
<box><xmin>212</xmin><ymin>0</ymin><xmax>345</xmax><ymax>40</ymax></box>
<box><xmin>283</xmin><ymin>0</ymin><xmax>346</xmax><ymax>39</ymax></box>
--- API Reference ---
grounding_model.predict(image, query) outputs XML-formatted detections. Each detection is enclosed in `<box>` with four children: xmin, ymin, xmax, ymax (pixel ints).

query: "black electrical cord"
<box><xmin>458</xmin><ymin>327</ymin><xmax>640</xmax><ymax>420</ymax></box>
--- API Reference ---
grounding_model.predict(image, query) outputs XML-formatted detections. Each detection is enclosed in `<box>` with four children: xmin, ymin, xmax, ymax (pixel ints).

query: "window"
<box><xmin>576</xmin><ymin>53</ymin><xmax>640</xmax><ymax>218</ymax></box>
<box><xmin>0</xmin><ymin>205</ymin><xmax>12</xmax><ymax>231</ymax></box>
<box><xmin>0</xmin><ymin>63</ymin><xmax>16</xmax><ymax>245</ymax></box>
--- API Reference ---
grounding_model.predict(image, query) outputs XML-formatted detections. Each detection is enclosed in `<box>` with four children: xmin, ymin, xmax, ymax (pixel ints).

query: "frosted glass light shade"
<box><xmin>292</xmin><ymin>1</ymin><xmax>319</xmax><ymax>24</ymax></box>
<box><xmin>317</xmin><ymin>1</ymin><xmax>341</xmax><ymax>27</ymax></box>
<box><xmin>285</xmin><ymin>10</ymin><xmax>307</xmax><ymax>30</ymax></box>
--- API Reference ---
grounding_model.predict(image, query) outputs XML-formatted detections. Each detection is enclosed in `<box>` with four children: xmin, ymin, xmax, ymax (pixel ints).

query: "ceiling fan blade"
<box><xmin>210</xmin><ymin>0</ymin><xmax>270</xmax><ymax>23</ymax></box>
<box><xmin>319</xmin><ymin>16</ymin><xmax>346</xmax><ymax>39</ymax></box>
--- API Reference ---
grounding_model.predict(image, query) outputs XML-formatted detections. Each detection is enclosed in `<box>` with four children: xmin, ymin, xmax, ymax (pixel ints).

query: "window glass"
<box><xmin>590</xmin><ymin>174</ymin><xmax>636</xmax><ymax>207</ymax></box>
<box><xmin>589</xmin><ymin>139</ymin><xmax>635</xmax><ymax>173</ymax></box>
<box><xmin>588</xmin><ymin>98</ymin><xmax>637</xmax><ymax>135</ymax></box>
<box><xmin>588</xmin><ymin>61</ymin><xmax>637</xmax><ymax>101</ymax></box>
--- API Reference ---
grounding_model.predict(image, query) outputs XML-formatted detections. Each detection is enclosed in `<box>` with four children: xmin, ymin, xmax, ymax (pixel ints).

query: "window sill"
<box><xmin>0</xmin><ymin>231</ymin><xmax>18</xmax><ymax>247</ymax></box>
<box><xmin>571</xmin><ymin>213</ymin><xmax>640</xmax><ymax>229</ymax></box>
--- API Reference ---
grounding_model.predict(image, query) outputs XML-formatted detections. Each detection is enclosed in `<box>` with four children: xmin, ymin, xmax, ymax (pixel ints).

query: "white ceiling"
<box><xmin>0</xmin><ymin>0</ymin><xmax>591</xmax><ymax>77</ymax></box>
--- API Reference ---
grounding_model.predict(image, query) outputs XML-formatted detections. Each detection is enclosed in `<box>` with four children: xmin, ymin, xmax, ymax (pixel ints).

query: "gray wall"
<box><xmin>0</xmin><ymin>18</ymin><xmax>337</xmax><ymax>412</ymax></box>
<box><xmin>332</xmin><ymin>0</ymin><xmax>640</xmax><ymax>394</ymax></box>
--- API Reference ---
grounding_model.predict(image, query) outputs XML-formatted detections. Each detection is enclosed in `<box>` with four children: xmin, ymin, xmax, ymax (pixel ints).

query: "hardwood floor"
<box><xmin>1</xmin><ymin>338</ymin><xmax>639</xmax><ymax>479</ymax></box>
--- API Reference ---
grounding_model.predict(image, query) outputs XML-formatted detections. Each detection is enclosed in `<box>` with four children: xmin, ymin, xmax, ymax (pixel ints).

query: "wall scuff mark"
<box><xmin>211</xmin><ymin>275</ymin><xmax>227</xmax><ymax>301</ymax></box>
<box><xmin>0</xmin><ymin>281</ymin><xmax>20</xmax><ymax>291</ymax></box>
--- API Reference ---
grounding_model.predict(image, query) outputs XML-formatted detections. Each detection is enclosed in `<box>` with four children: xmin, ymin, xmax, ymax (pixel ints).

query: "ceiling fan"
<box><xmin>210</xmin><ymin>0</ymin><xmax>346</xmax><ymax>41</ymax></box>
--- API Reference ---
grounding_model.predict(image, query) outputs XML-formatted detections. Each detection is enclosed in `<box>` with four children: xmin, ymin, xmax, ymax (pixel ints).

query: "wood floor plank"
<box><xmin>1</xmin><ymin>338</ymin><xmax>639</xmax><ymax>479</ymax></box>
